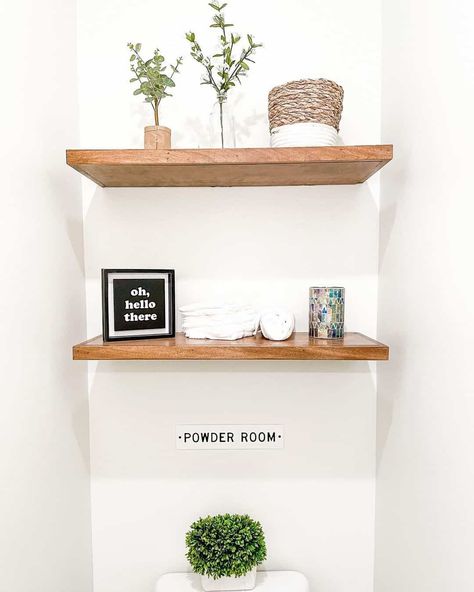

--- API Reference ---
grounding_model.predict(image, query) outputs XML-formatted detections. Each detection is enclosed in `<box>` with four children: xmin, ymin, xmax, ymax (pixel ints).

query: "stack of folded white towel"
<box><xmin>179</xmin><ymin>303</ymin><xmax>260</xmax><ymax>341</ymax></box>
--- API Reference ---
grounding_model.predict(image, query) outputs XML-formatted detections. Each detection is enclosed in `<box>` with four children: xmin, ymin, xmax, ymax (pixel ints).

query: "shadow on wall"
<box><xmin>88</xmin><ymin>359</ymin><xmax>376</xmax><ymax>481</ymax></box>
<box><xmin>376</xmin><ymin>157</ymin><xmax>403</xmax><ymax>469</ymax></box>
<box><xmin>82</xmin><ymin>183</ymin><xmax>379</xmax><ymax>280</ymax></box>
<box><xmin>81</xmin><ymin>182</ymin><xmax>380</xmax><ymax>331</ymax></box>
<box><xmin>378</xmin><ymin>149</ymin><xmax>404</xmax><ymax>267</ymax></box>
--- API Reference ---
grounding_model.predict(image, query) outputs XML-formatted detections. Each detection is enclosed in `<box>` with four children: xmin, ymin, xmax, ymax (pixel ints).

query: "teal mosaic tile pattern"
<box><xmin>309</xmin><ymin>287</ymin><xmax>345</xmax><ymax>339</ymax></box>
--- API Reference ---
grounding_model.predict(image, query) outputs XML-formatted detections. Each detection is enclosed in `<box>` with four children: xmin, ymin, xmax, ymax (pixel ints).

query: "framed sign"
<box><xmin>102</xmin><ymin>269</ymin><xmax>175</xmax><ymax>341</ymax></box>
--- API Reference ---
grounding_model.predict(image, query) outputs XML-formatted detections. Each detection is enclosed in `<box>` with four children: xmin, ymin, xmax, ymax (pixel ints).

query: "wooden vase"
<box><xmin>144</xmin><ymin>126</ymin><xmax>171</xmax><ymax>149</ymax></box>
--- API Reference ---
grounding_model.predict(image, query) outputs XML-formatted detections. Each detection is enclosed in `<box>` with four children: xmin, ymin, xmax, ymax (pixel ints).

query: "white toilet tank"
<box><xmin>156</xmin><ymin>571</ymin><xmax>310</xmax><ymax>592</ymax></box>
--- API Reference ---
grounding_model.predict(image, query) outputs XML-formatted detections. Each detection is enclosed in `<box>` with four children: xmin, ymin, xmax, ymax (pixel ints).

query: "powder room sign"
<box><xmin>102</xmin><ymin>269</ymin><xmax>175</xmax><ymax>341</ymax></box>
<box><xmin>176</xmin><ymin>425</ymin><xmax>284</xmax><ymax>450</ymax></box>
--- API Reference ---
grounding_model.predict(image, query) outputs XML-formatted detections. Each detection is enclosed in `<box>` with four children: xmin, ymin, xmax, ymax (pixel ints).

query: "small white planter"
<box><xmin>201</xmin><ymin>568</ymin><xmax>257</xmax><ymax>591</ymax></box>
<box><xmin>270</xmin><ymin>122</ymin><xmax>338</xmax><ymax>147</ymax></box>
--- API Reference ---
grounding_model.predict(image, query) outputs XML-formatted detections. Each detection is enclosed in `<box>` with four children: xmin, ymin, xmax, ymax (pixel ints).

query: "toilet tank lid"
<box><xmin>156</xmin><ymin>571</ymin><xmax>309</xmax><ymax>592</ymax></box>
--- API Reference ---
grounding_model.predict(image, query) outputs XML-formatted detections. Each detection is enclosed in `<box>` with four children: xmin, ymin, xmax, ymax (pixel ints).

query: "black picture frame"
<box><xmin>102</xmin><ymin>269</ymin><xmax>175</xmax><ymax>342</ymax></box>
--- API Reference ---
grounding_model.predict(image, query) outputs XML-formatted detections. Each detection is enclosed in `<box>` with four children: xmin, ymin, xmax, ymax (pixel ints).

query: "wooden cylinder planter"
<box><xmin>144</xmin><ymin>126</ymin><xmax>171</xmax><ymax>149</ymax></box>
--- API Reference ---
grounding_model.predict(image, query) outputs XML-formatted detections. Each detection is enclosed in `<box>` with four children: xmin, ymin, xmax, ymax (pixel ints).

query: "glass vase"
<box><xmin>209</xmin><ymin>97</ymin><xmax>235</xmax><ymax>149</ymax></box>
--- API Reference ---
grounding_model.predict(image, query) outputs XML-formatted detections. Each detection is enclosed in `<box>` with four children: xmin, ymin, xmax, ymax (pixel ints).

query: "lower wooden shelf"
<box><xmin>73</xmin><ymin>332</ymin><xmax>389</xmax><ymax>361</ymax></box>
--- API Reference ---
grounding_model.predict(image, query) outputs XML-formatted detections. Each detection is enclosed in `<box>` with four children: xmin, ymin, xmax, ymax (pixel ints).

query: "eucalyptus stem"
<box><xmin>185</xmin><ymin>1</ymin><xmax>262</xmax><ymax>147</ymax></box>
<box><xmin>127</xmin><ymin>43</ymin><xmax>182</xmax><ymax>126</ymax></box>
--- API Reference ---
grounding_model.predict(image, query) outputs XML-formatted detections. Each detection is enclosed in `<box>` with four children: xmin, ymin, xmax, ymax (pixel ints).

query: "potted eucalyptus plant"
<box><xmin>128</xmin><ymin>42</ymin><xmax>183</xmax><ymax>149</ymax></box>
<box><xmin>185</xmin><ymin>514</ymin><xmax>267</xmax><ymax>591</ymax></box>
<box><xmin>186</xmin><ymin>2</ymin><xmax>262</xmax><ymax>148</ymax></box>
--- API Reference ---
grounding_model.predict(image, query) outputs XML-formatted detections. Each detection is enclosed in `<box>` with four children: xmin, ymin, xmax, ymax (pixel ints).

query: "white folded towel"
<box><xmin>179</xmin><ymin>302</ymin><xmax>259</xmax><ymax>340</ymax></box>
<box><xmin>182</xmin><ymin>312</ymin><xmax>258</xmax><ymax>329</ymax></box>
<box><xmin>184</xmin><ymin>325</ymin><xmax>257</xmax><ymax>341</ymax></box>
<box><xmin>179</xmin><ymin>302</ymin><xmax>252</xmax><ymax>315</ymax></box>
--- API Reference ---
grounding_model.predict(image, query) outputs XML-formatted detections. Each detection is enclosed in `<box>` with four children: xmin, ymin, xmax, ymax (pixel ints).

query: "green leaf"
<box><xmin>129</xmin><ymin>78</ymin><xmax>138</xmax><ymax>83</ymax></box>
<box><xmin>240</xmin><ymin>61</ymin><xmax>249</xmax><ymax>70</ymax></box>
<box><xmin>133</xmin><ymin>88</ymin><xmax>142</xmax><ymax>95</ymax></box>
<box><xmin>135</xmin><ymin>43</ymin><xmax>142</xmax><ymax>51</ymax></box>
<box><xmin>185</xmin><ymin>514</ymin><xmax>266</xmax><ymax>579</ymax></box>
<box><xmin>185</xmin><ymin>31</ymin><xmax>196</xmax><ymax>42</ymax></box>
<box><xmin>130</xmin><ymin>54</ymin><xmax>136</xmax><ymax>61</ymax></box>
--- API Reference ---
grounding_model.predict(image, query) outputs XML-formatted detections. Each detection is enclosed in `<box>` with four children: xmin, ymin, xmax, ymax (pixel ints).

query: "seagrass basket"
<box><xmin>268</xmin><ymin>78</ymin><xmax>344</xmax><ymax>132</ymax></box>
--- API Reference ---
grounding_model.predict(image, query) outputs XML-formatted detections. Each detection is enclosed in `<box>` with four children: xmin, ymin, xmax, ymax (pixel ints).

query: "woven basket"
<box><xmin>268</xmin><ymin>79</ymin><xmax>344</xmax><ymax>132</ymax></box>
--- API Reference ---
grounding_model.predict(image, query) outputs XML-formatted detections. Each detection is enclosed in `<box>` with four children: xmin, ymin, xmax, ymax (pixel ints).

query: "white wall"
<box><xmin>76</xmin><ymin>1</ymin><xmax>382</xmax><ymax>591</ymax></box>
<box><xmin>0</xmin><ymin>0</ymin><xmax>92</xmax><ymax>590</ymax></box>
<box><xmin>375</xmin><ymin>0</ymin><xmax>474</xmax><ymax>590</ymax></box>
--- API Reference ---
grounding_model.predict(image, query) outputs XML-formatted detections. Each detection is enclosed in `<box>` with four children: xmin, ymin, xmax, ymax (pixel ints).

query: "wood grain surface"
<box><xmin>66</xmin><ymin>145</ymin><xmax>393</xmax><ymax>187</ymax></box>
<box><xmin>73</xmin><ymin>332</ymin><xmax>389</xmax><ymax>361</ymax></box>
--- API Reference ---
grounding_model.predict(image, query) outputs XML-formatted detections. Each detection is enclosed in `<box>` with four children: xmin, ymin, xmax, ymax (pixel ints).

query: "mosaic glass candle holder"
<box><xmin>309</xmin><ymin>287</ymin><xmax>345</xmax><ymax>339</ymax></box>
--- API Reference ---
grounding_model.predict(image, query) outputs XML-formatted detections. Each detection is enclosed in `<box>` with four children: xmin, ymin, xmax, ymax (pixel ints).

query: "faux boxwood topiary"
<box><xmin>185</xmin><ymin>514</ymin><xmax>267</xmax><ymax>579</ymax></box>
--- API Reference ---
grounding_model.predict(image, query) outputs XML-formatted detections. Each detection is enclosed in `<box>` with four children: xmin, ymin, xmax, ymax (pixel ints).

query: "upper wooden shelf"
<box><xmin>73</xmin><ymin>332</ymin><xmax>389</xmax><ymax>361</ymax></box>
<box><xmin>66</xmin><ymin>145</ymin><xmax>392</xmax><ymax>188</ymax></box>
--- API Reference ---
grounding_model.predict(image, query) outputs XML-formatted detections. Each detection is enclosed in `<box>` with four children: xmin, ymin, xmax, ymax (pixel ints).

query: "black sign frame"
<box><xmin>102</xmin><ymin>269</ymin><xmax>175</xmax><ymax>342</ymax></box>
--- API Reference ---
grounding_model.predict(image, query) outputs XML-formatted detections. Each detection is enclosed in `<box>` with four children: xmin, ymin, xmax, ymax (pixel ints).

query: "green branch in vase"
<box><xmin>185</xmin><ymin>1</ymin><xmax>262</xmax><ymax>106</ymax></box>
<box><xmin>128</xmin><ymin>42</ymin><xmax>183</xmax><ymax>126</ymax></box>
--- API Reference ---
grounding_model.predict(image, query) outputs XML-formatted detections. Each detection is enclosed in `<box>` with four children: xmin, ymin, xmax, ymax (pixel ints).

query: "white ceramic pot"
<box><xmin>270</xmin><ymin>122</ymin><xmax>338</xmax><ymax>147</ymax></box>
<box><xmin>201</xmin><ymin>568</ymin><xmax>257</xmax><ymax>591</ymax></box>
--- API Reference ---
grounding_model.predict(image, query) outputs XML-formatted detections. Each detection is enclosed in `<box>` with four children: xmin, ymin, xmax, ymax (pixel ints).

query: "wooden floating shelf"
<box><xmin>73</xmin><ymin>332</ymin><xmax>389</xmax><ymax>361</ymax></box>
<box><xmin>66</xmin><ymin>145</ymin><xmax>392</xmax><ymax>188</ymax></box>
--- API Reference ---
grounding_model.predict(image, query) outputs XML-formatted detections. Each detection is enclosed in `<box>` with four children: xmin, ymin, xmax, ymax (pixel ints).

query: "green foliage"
<box><xmin>127</xmin><ymin>43</ymin><xmax>183</xmax><ymax>126</ymax></box>
<box><xmin>185</xmin><ymin>2</ymin><xmax>262</xmax><ymax>104</ymax></box>
<box><xmin>185</xmin><ymin>514</ymin><xmax>267</xmax><ymax>579</ymax></box>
